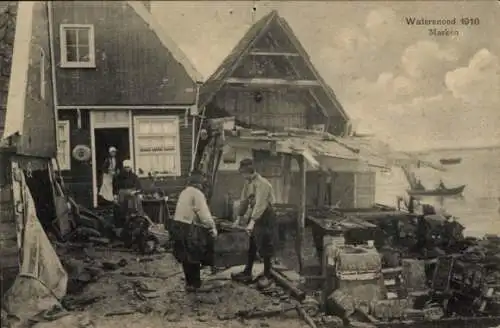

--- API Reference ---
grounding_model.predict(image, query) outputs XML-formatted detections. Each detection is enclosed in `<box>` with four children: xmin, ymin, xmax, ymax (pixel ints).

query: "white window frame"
<box><xmin>59</xmin><ymin>24</ymin><xmax>96</xmax><ymax>68</ymax></box>
<box><xmin>56</xmin><ymin>120</ymin><xmax>71</xmax><ymax>170</ymax></box>
<box><xmin>133</xmin><ymin>116</ymin><xmax>182</xmax><ymax>177</ymax></box>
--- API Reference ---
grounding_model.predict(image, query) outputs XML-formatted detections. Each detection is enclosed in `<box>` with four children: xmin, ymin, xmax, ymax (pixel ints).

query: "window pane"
<box><xmin>77</xmin><ymin>28</ymin><xmax>89</xmax><ymax>46</ymax></box>
<box><xmin>151</xmin><ymin>122</ymin><xmax>162</xmax><ymax>134</ymax></box>
<box><xmin>163</xmin><ymin>136</ymin><xmax>176</xmax><ymax>150</ymax></box>
<box><xmin>66</xmin><ymin>46</ymin><xmax>77</xmax><ymax>62</ymax></box>
<box><xmin>137</xmin><ymin>154</ymin><xmax>152</xmax><ymax>174</ymax></box>
<box><xmin>77</xmin><ymin>45</ymin><xmax>90</xmax><ymax>62</ymax></box>
<box><xmin>138</xmin><ymin>121</ymin><xmax>151</xmax><ymax>134</ymax></box>
<box><xmin>65</xmin><ymin>29</ymin><xmax>77</xmax><ymax>47</ymax></box>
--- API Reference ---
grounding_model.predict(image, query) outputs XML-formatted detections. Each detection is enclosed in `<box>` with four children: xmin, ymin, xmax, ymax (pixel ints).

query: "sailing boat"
<box><xmin>401</xmin><ymin>165</ymin><xmax>466</xmax><ymax>197</ymax></box>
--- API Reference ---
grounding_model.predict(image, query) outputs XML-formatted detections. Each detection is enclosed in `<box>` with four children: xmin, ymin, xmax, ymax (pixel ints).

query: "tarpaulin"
<box><xmin>3</xmin><ymin>161</ymin><xmax>67</xmax><ymax>323</ymax></box>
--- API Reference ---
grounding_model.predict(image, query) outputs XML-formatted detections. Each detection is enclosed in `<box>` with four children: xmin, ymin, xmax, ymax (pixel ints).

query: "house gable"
<box><xmin>3</xmin><ymin>2</ymin><xmax>56</xmax><ymax>158</ymax></box>
<box><xmin>51</xmin><ymin>1</ymin><xmax>200</xmax><ymax>107</ymax></box>
<box><xmin>199</xmin><ymin>10</ymin><xmax>349</xmax><ymax>134</ymax></box>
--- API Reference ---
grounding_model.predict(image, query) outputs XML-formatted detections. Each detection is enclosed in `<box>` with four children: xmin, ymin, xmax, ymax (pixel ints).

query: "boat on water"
<box><xmin>440</xmin><ymin>157</ymin><xmax>462</xmax><ymax>165</ymax></box>
<box><xmin>407</xmin><ymin>184</ymin><xmax>466</xmax><ymax>197</ymax></box>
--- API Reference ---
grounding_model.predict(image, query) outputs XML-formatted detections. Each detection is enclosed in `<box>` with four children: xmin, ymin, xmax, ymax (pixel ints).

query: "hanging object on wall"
<box><xmin>253</xmin><ymin>91</ymin><xmax>263</xmax><ymax>103</ymax></box>
<box><xmin>199</xmin><ymin>128</ymin><xmax>209</xmax><ymax>141</ymax></box>
<box><xmin>72</xmin><ymin>145</ymin><xmax>91</xmax><ymax>162</ymax></box>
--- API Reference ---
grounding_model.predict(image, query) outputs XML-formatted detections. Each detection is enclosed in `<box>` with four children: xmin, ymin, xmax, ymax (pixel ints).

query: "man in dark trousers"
<box><xmin>232</xmin><ymin>158</ymin><xmax>276</xmax><ymax>284</ymax></box>
<box><xmin>112</xmin><ymin>159</ymin><xmax>142</xmax><ymax>227</ymax></box>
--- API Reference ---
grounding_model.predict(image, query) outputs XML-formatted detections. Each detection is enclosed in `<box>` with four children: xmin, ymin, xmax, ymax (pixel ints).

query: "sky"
<box><xmin>153</xmin><ymin>1</ymin><xmax>500</xmax><ymax>151</ymax></box>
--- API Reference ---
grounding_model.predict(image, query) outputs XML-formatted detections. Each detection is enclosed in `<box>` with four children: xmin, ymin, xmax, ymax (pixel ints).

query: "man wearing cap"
<box><xmin>232</xmin><ymin>158</ymin><xmax>276</xmax><ymax>283</ymax></box>
<box><xmin>113</xmin><ymin>159</ymin><xmax>142</xmax><ymax>227</ymax></box>
<box><xmin>171</xmin><ymin>172</ymin><xmax>217</xmax><ymax>292</ymax></box>
<box><xmin>99</xmin><ymin>146</ymin><xmax>120</xmax><ymax>204</ymax></box>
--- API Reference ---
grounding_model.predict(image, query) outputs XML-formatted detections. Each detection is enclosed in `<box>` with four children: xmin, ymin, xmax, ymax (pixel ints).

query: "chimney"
<box><xmin>141</xmin><ymin>1</ymin><xmax>151</xmax><ymax>12</ymax></box>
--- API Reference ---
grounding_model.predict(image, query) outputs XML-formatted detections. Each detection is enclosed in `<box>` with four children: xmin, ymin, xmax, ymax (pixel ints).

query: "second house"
<box><xmin>50</xmin><ymin>1</ymin><xmax>202</xmax><ymax>208</ymax></box>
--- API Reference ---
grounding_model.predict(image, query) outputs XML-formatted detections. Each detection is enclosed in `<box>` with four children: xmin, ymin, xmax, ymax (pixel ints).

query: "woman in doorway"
<box><xmin>99</xmin><ymin>146</ymin><xmax>120</xmax><ymax>205</ymax></box>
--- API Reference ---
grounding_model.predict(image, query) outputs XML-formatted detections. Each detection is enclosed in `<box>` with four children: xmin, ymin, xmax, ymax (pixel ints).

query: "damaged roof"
<box><xmin>0</xmin><ymin>2</ymin><xmax>17</xmax><ymax>136</ymax></box>
<box><xmin>198</xmin><ymin>10</ymin><xmax>349</xmax><ymax>122</ymax></box>
<box><xmin>223</xmin><ymin>126</ymin><xmax>389</xmax><ymax>172</ymax></box>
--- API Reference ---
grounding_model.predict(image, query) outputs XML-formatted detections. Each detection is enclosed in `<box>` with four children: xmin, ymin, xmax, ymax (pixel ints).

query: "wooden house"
<box><xmin>49</xmin><ymin>1</ymin><xmax>203</xmax><ymax>208</ymax></box>
<box><xmin>0</xmin><ymin>1</ymin><xmax>57</xmax><ymax>295</ymax></box>
<box><xmin>196</xmin><ymin>10</ymin><xmax>376</xmax><ymax>214</ymax></box>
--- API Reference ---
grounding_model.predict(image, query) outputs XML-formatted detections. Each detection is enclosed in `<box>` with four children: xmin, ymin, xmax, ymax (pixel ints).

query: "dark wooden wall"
<box><xmin>212</xmin><ymin>88</ymin><xmax>324</xmax><ymax>131</ymax></box>
<box><xmin>58</xmin><ymin>109</ymin><xmax>93</xmax><ymax>206</ymax></box>
<box><xmin>59</xmin><ymin>109</ymin><xmax>195</xmax><ymax>207</ymax></box>
<box><xmin>0</xmin><ymin>149</ymin><xmax>18</xmax><ymax>296</ymax></box>
<box><xmin>17</xmin><ymin>2</ymin><xmax>56</xmax><ymax>158</ymax></box>
<box><xmin>51</xmin><ymin>1</ymin><xmax>196</xmax><ymax>106</ymax></box>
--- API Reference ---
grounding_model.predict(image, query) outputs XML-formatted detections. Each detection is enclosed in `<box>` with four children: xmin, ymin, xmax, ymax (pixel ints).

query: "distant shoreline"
<box><xmin>408</xmin><ymin>144</ymin><xmax>500</xmax><ymax>155</ymax></box>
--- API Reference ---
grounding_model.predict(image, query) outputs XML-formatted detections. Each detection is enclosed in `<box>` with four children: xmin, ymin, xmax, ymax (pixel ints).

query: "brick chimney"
<box><xmin>141</xmin><ymin>1</ymin><xmax>151</xmax><ymax>12</ymax></box>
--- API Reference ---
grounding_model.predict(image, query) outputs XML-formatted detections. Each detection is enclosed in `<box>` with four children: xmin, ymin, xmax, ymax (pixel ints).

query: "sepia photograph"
<box><xmin>0</xmin><ymin>1</ymin><xmax>499</xmax><ymax>327</ymax></box>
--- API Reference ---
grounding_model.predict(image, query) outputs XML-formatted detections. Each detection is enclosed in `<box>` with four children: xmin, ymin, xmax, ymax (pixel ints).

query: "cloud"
<box><xmin>319</xmin><ymin>8</ymin><xmax>402</xmax><ymax>80</ymax></box>
<box><xmin>445</xmin><ymin>48</ymin><xmax>500</xmax><ymax>104</ymax></box>
<box><xmin>347</xmin><ymin>48</ymin><xmax>500</xmax><ymax>151</ymax></box>
<box><xmin>401</xmin><ymin>41</ymin><xmax>458</xmax><ymax>79</ymax></box>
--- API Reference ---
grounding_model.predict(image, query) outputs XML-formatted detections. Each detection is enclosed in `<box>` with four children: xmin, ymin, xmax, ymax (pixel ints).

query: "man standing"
<box><xmin>112</xmin><ymin>159</ymin><xmax>142</xmax><ymax>227</ymax></box>
<box><xmin>232</xmin><ymin>158</ymin><xmax>276</xmax><ymax>283</ymax></box>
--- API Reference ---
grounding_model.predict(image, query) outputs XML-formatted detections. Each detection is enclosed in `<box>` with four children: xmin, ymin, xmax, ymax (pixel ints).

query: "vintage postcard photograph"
<box><xmin>0</xmin><ymin>1</ymin><xmax>499</xmax><ymax>328</ymax></box>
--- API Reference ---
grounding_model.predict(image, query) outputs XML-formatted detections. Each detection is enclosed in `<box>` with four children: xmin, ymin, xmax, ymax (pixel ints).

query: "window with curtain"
<box><xmin>134</xmin><ymin>116</ymin><xmax>181</xmax><ymax>177</ymax></box>
<box><xmin>57</xmin><ymin>121</ymin><xmax>70</xmax><ymax>170</ymax></box>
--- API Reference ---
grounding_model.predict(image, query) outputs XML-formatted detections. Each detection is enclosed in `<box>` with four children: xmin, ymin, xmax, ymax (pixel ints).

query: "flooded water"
<box><xmin>375</xmin><ymin>147</ymin><xmax>500</xmax><ymax>237</ymax></box>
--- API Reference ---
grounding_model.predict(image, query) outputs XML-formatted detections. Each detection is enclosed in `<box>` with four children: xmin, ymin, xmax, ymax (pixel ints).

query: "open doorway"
<box><xmin>94</xmin><ymin>128</ymin><xmax>130</xmax><ymax>206</ymax></box>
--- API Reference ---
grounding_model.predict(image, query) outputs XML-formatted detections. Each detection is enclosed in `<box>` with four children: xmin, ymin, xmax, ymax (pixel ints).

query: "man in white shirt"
<box><xmin>171</xmin><ymin>172</ymin><xmax>217</xmax><ymax>292</ymax></box>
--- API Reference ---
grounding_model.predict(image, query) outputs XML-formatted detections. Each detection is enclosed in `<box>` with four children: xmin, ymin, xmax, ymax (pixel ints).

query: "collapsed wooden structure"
<box><xmin>197</xmin><ymin>119</ymin><xmax>392</xmax><ymax>272</ymax></box>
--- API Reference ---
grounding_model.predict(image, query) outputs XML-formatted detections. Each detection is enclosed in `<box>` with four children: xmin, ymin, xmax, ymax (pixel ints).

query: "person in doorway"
<box><xmin>171</xmin><ymin>172</ymin><xmax>218</xmax><ymax>293</ymax></box>
<box><xmin>99</xmin><ymin>146</ymin><xmax>120</xmax><ymax>204</ymax></box>
<box><xmin>112</xmin><ymin>160</ymin><xmax>142</xmax><ymax>227</ymax></box>
<box><xmin>231</xmin><ymin>158</ymin><xmax>276</xmax><ymax>284</ymax></box>
<box><xmin>113</xmin><ymin>160</ymin><xmax>141</xmax><ymax>194</ymax></box>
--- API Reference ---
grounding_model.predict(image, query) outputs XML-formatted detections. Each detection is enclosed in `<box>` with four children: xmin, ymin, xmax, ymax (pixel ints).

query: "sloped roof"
<box><xmin>223</xmin><ymin>127</ymin><xmax>388</xmax><ymax>172</ymax></box>
<box><xmin>199</xmin><ymin>10</ymin><xmax>349</xmax><ymax>121</ymax></box>
<box><xmin>127</xmin><ymin>1</ymin><xmax>203</xmax><ymax>83</ymax></box>
<box><xmin>199</xmin><ymin>11</ymin><xmax>275</xmax><ymax>106</ymax></box>
<box><xmin>0</xmin><ymin>2</ymin><xmax>17</xmax><ymax>135</ymax></box>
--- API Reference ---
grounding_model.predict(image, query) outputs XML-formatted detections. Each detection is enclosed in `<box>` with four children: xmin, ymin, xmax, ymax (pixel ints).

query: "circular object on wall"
<box><xmin>72</xmin><ymin>145</ymin><xmax>91</xmax><ymax>162</ymax></box>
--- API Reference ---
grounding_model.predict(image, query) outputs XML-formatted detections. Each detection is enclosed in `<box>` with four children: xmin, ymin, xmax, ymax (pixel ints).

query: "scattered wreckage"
<box><xmin>4</xmin><ymin>163</ymin><xmax>500</xmax><ymax>328</ymax></box>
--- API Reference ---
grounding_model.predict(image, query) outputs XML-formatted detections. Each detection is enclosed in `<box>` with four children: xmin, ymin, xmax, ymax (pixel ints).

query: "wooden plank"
<box><xmin>225</xmin><ymin>77</ymin><xmax>320</xmax><ymax>87</ymax></box>
<box><xmin>296</xmin><ymin>155</ymin><xmax>306</xmax><ymax>274</ymax></box>
<box><xmin>249</xmin><ymin>51</ymin><xmax>300</xmax><ymax>57</ymax></box>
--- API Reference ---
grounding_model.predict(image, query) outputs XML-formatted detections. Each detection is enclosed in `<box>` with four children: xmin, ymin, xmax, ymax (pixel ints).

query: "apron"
<box><xmin>171</xmin><ymin>220</ymin><xmax>213</xmax><ymax>266</ymax></box>
<box><xmin>99</xmin><ymin>158</ymin><xmax>116</xmax><ymax>202</ymax></box>
<box><xmin>99</xmin><ymin>173</ymin><xmax>114</xmax><ymax>202</ymax></box>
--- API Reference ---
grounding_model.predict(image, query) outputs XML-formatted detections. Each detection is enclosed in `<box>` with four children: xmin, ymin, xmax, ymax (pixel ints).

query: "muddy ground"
<box><xmin>41</xmin><ymin>244</ymin><xmax>320</xmax><ymax>328</ymax></box>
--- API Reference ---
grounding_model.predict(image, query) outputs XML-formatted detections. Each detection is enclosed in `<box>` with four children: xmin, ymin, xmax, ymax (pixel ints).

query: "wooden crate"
<box><xmin>213</xmin><ymin>229</ymin><xmax>249</xmax><ymax>268</ymax></box>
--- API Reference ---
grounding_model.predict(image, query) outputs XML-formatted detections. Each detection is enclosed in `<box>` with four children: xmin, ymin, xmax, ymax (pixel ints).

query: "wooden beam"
<box><xmin>225</xmin><ymin>77</ymin><xmax>320</xmax><ymax>87</ymax></box>
<box><xmin>296</xmin><ymin>155</ymin><xmax>306</xmax><ymax>274</ymax></box>
<box><xmin>249</xmin><ymin>51</ymin><xmax>300</xmax><ymax>57</ymax></box>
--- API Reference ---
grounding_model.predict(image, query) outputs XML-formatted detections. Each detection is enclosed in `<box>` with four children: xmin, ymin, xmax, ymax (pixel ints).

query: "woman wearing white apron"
<box><xmin>99</xmin><ymin>146</ymin><xmax>120</xmax><ymax>205</ymax></box>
